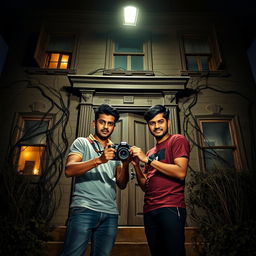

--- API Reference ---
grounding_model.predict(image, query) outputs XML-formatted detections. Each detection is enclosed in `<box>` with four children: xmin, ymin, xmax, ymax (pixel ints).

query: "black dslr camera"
<box><xmin>109</xmin><ymin>142</ymin><xmax>131</xmax><ymax>161</ymax></box>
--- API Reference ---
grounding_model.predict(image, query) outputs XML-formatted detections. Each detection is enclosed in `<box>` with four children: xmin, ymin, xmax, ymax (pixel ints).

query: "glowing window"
<box><xmin>46</xmin><ymin>53</ymin><xmax>70</xmax><ymax>69</ymax></box>
<box><xmin>15</xmin><ymin>115</ymin><xmax>52</xmax><ymax>176</ymax></box>
<box><xmin>17</xmin><ymin>146</ymin><xmax>45</xmax><ymax>175</ymax></box>
<box><xmin>34</xmin><ymin>31</ymin><xmax>77</xmax><ymax>70</ymax></box>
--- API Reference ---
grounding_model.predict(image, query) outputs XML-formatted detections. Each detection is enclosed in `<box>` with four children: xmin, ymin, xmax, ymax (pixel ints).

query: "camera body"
<box><xmin>109</xmin><ymin>142</ymin><xmax>131</xmax><ymax>161</ymax></box>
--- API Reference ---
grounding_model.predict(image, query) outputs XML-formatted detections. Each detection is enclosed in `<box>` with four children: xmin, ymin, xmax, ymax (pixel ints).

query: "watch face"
<box><xmin>147</xmin><ymin>155</ymin><xmax>155</xmax><ymax>165</ymax></box>
<box><xmin>149</xmin><ymin>155</ymin><xmax>155</xmax><ymax>161</ymax></box>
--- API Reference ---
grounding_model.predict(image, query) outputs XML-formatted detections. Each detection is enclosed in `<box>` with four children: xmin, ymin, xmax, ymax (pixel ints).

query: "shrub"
<box><xmin>0</xmin><ymin>164</ymin><xmax>50</xmax><ymax>256</ymax></box>
<box><xmin>187</xmin><ymin>169</ymin><xmax>256</xmax><ymax>256</ymax></box>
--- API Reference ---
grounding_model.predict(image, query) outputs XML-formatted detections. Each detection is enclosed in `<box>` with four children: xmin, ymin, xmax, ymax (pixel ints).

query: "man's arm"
<box><xmin>128</xmin><ymin>155</ymin><xmax>147</xmax><ymax>192</ymax></box>
<box><xmin>65</xmin><ymin>146</ymin><xmax>116</xmax><ymax>177</ymax></box>
<box><xmin>150</xmin><ymin>157</ymin><xmax>188</xmax><ymax>180</ymax></box>
<box><xmin>131</xmin><ymin>146</ymin><xmax>188</xmax><ymax>181</ymax></box>
<box><xmin>115</xmin><ymin>160</ymin><xmax>130</xmax><ymax>189</ymax></box>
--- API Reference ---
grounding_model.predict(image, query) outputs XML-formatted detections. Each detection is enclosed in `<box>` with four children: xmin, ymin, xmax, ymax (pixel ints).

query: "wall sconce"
<box><xmin>123</xmin><ymin>5</ymin><xmax>139</xmax><ymax>26</ymax></box>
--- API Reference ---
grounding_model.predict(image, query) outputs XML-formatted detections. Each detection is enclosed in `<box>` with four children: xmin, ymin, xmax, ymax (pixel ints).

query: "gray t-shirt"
<box><xmin>69</xmin><ymin>137</ymin><xmax>121</xmax><ymax>214</ymax></box>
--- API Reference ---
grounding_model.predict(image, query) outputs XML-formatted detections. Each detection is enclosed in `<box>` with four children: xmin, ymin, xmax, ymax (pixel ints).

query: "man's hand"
<box><xmin>99</xmin><ymin>143</ymin><xmax>116</xmax><ymax>163</ymax></box>
<box><xmin>130</xmin><ymin>146</ymin><xmax>148</xmax><ymax>163</ymax></box>
<box><xmin>130</xmin><ymin>156</ymin><xmax>140</xmax><ymax>167</ymax></box>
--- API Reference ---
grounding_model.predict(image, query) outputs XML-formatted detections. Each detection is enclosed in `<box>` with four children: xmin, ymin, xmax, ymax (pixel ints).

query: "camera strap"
<box><xmin>87</xmin><ymin>134</ymin><xmax>112</xmax><ymax>156</ymax></box>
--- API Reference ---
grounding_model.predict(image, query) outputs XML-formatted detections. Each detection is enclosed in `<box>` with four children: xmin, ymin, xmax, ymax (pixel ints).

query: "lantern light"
<box><xmin>123</xmin><ymin>6</ymin><xmax>138</xmax><ymax>26</ymax></box>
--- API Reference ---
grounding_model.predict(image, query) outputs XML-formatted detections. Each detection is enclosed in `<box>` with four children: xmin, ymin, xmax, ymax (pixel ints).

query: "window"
<box><xmin>184</xmin><ymin>35</ymin><xmax>211</xmax><ymax>71</ymax></box>
<box><xmin>45</xmin><ymin>53</ymin><xmax>71</xmax><ymax>69</ymax></box>
<box><xmin>198</xmin><ymin>118</ymin><xmax>242</xmax><ymax>171</ymax></box>
<box><xmin>114</xmin><ymin>37</ymin><xmax>144</xmax><ymax>70</ymax></box>
<box><xmin>14</xmin><ymin>114</ymin><xmax>52</xmax><ymax>175</ymax></box>
<box><xmin>105</xmin><ymin>31</ymin><xmax>153</xmax><ymax>75</ymax></box>
<box><xmin>34</xmin><ymin>26</ymin><xmax>77</xmax><ymax>72</ymax></box>
<box><xmin>180</xmin><ymin>29</ymin><xmax>223</xmax><ymax>74</ymax></box>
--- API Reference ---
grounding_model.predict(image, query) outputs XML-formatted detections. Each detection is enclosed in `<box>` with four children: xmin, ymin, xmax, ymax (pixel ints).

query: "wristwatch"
<box><xmin>147</xmin><ymin>155</ymin><xmax>155</xmax><ymax>165</ymax></box>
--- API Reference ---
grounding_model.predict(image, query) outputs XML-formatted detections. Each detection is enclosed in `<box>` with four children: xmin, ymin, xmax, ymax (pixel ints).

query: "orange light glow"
<box><xmin>18</xmin><ymin>146</ymin><xmax>45</xmax><ymax>175</ymax></box>
<box><xmin>48</xmin><ymin>62</ymin><xmax>58</xmax><ymax>69</ymax></box>
<box><xmin>60</xmin><ymin>55</ymin><xmax>69</xmax><ymax>69</ymax></box>
<box><xmin>60</xmin><ymin>63</ymin><xmax>68</xmax><ymax>69</ymax></box>
<box><xmin>47</xmin><ymin>53</ymin><xmax>70</xmax><ymax>69</ymax></box>
<box><xmin>61</xmin><ymin>54</ymin><xmax>69</xmax><ymax>62</ymax></box>
<box><xmin>50</xmin><ymin>53</ymin><xmax>60</xmax><ymax>62</ymax></box>
<box><xmin>48</xmin><ymin>53</ymin><xmax>59</xmax><ymax>69</ymax></box>
<box><xmin>33</xmin><ymin>169</ymin><xmax>40</xmax><ymax>175</ymax></box>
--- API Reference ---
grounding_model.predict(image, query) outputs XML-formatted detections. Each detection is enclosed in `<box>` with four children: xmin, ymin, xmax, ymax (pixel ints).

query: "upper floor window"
<box><xmin>34</xmin><ymin>27</ymin><xmax>78</xmax><ymax>72</ymax></box>
<box><xmin>45</xmin><ymin>53</ymin><xmax>71</xmax><ymax>69</ymax></box>
<box><xmin>105</xmin><ymin>31</ymin><xmax>153</xmax><ymax>75</ymax></box>
<box><xmin>14</xmin><ymin>114</ymin><xmax>53</xmax><ymax>176</ymax></box>
<box><xmin>180</xmin><ymin>29</ymin><xmax>223</xmax><ymax>75</ymax></box>
<box><xmin>114</xmin><ymin>37</ymin><xmax>144</xmax><ymax>70</ymax></box>
<box><xmin>184</xmin><ymin>35</ymin><xmax>211</xmax><ymax>71</ymax></box>
<box><xmin>198</xmin><ymin>118</ymin><xmax>242</xmax><ymax>171</ymax></box>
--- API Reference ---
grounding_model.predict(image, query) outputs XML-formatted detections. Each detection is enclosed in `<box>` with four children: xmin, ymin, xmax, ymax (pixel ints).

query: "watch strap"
<box><xmin>147</xmin><ymin>155</ymin><xmax>155</xmax><ymax>165</ymax></box>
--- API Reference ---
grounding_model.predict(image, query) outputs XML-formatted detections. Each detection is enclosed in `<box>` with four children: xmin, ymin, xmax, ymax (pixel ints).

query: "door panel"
<box><xmin>111</xmin><ymin>113</ymin><xmax>154</xmax><ymax>225</ymax></box>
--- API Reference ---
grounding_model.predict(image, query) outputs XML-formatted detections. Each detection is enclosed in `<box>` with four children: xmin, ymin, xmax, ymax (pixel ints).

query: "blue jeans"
<box><xmin>60</xmin><ymin>207</ymin><xmax>118</xmax><ymax>256</ymax></box>
<box><xmin>144</xmin><ymin>207</ymin><xmax>186</xmax><ymax>256</ymax></box>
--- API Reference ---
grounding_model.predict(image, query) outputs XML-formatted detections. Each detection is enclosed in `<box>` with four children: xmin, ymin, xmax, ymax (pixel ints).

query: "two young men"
<box><xmin>61</xmin><ymin>104</ymin><xmax>190</xmax><ymax>256</ymax></box>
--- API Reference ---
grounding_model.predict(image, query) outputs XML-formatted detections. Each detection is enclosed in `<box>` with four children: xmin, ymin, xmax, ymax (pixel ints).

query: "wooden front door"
<box><xmin>111</xmin><ymin>113</ymin><xmax>155</xmax><ymax>225</ymax></box>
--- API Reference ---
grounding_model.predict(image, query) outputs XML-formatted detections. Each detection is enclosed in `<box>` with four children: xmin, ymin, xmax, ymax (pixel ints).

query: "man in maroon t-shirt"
<box><xmin>131</xmin><ymin>104</ymin><xmax>190</xmax><ymax>256</ymax></box>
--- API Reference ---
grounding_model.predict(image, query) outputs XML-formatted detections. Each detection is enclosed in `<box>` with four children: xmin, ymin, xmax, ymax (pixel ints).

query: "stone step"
<box><xmin>45</xmin><ymin>241</ymin><xmax>197</xmax><ymax>256</ymax></box>
<box><xmin>46</xmin><ymin>241</ymin><xmax>151</xmax><ymax>256</ymax></box>
<box><xmin>48</xmin><ymin>226</ymin><xmax>198</xmax><ymax>242</ymax></box>
<box><xmin>46</xmin><ymin>226</ymin><xmax>199</xmax><ymax>256</ymax></box>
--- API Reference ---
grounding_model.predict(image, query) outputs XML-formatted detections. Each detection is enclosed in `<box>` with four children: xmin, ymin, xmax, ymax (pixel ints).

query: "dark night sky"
<box><xmin>2</xmin><ymin>0</ymin><xmax>256</xmax><ymax>13</ymax></box>
<box><xmin>1</xmin><ymin>0</ymin><xmax>256</xmax><ymax>49</ymax></box>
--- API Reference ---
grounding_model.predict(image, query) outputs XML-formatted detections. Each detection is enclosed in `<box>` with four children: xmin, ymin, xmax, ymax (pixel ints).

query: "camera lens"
<box><xmin>118</xmin><ymin>148</ymin><xmax>129</xmax><ymax>160</ymax></box>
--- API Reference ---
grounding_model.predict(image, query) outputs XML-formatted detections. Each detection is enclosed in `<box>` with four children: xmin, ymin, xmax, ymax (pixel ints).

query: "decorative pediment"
<box><xmin>68</xmin><ymin>75</ymin><xmax>189</xmax><ymax>92</ymax></box>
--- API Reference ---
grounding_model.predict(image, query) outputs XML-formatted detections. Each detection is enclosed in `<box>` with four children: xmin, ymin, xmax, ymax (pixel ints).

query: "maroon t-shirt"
<box><xmin>144</xmin><ymin>134</ymin><xmax>190</xmax><ymax>213</ymax></box>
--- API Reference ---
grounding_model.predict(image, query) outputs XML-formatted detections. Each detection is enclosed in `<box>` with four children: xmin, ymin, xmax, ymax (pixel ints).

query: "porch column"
<box><xmin>77</xmin><ymin>90</ymin><xmax>94</xmax><ymax>137</ymax></box>
<box><xmin>163</xmin><ymin>91</ymin><xmax>180</xmax><ymax>134</ymax></box>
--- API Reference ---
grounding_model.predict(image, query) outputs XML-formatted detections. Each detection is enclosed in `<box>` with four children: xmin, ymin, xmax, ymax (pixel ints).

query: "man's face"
<box><xmin>93</xmin><ymin>114</ymin><xmax>116</xmax><ymax>140</ymax></box>
<box><xmin>147</xmin><ymin>113</ymin><xmax>170</xmax><ymax>139</ymax></box>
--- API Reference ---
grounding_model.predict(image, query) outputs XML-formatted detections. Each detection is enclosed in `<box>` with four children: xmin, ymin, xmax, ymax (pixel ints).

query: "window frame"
<box><xmin>13</xmin><ymin>113</ymin><xmax>54</xmax><ymax>176</ymax></box>
<box><xmin>197</xmin><ymin>116</ymin><xmax>242</xmax><ymax>172</ymax></box>
<box><xmin>104</xmin><ymin>31</ymin><xmax>153</xmax><ymax>75</ymax></box>
<box><xmin>33</xmin><ymin>25</ymin><xmax>78</xmax><ymax>74</ymax></box>
<box><xmin>179</xmin><ymin>28</ymin><xmax>223</xmax><ymax>76</ymax></box>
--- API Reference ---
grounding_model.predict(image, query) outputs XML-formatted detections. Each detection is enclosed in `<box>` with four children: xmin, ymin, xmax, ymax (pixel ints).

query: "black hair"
<box><xmin>144</xmin><ymin>104</ymin><xmax>170</xmax><ymax>122</ymax></box>
<box><xmin>95</xmin><ymin>104</ymin><xmax>120</xmax><ymax>123</ymax></box>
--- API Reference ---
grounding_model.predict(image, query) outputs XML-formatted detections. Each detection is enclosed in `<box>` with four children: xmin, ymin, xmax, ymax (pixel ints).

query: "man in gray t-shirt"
<box><xmin>61</xmin><ymin>104</ymin><xmax>130</xmax><ymax>256</ymax></box>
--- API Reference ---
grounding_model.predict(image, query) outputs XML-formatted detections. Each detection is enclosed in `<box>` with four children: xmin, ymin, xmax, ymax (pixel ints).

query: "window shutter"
<box><xmin>209</xmin><ymin>28</ymin><xmax>223</xmax><ymax>70</ymax></box>
<box><xmin>34</xmin><ymin>26</ymin><xmax>48</xmax><ymax>67</ymax></box>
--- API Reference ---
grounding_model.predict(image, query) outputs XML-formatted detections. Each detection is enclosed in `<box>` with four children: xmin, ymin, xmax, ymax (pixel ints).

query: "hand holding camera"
<box><xmin>97</xmin><ymin>143</ymin><xmax>117</xmax><ymax>163</ymax></box>
<box><xmin>130</xmin><ymin>146</ymin><xmax>148</xmax><ymax>164</ymax></box>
